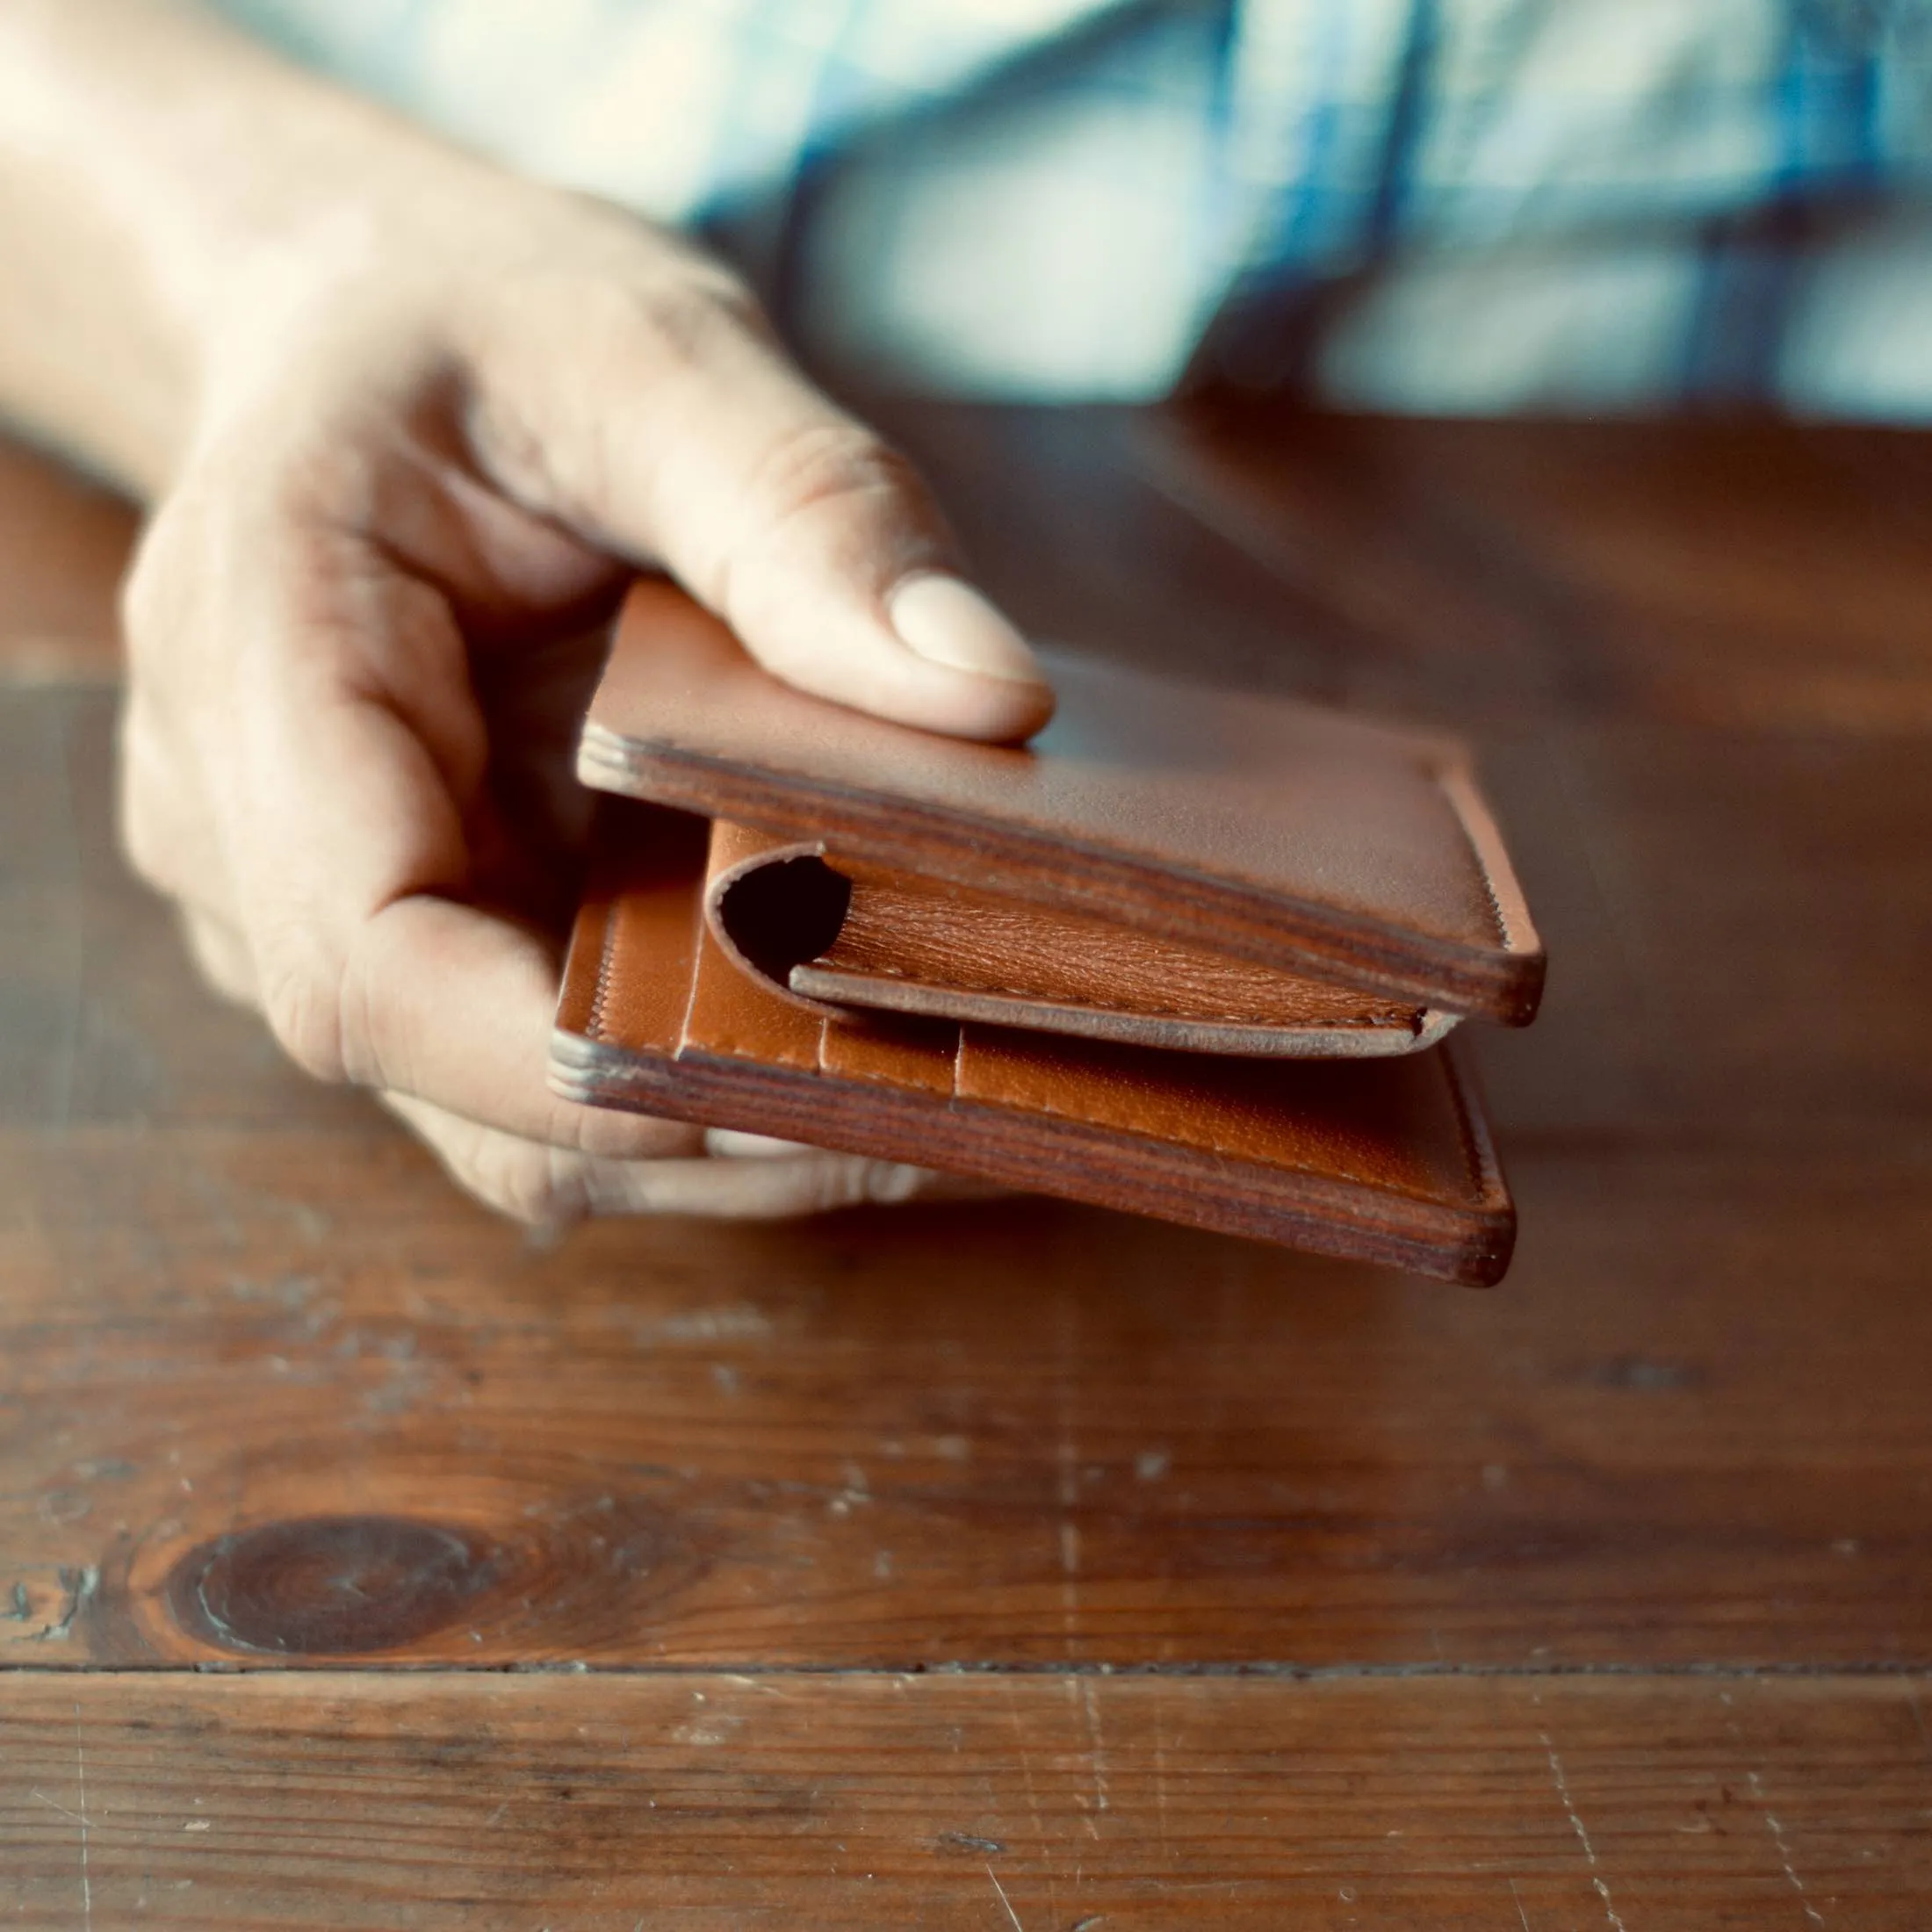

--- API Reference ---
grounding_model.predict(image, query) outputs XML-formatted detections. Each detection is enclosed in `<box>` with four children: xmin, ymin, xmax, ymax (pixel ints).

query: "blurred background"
<box><xmin>213</xmin><ymin>0</ymin><xmax>1932</xmax><ymax>416</ymax></box>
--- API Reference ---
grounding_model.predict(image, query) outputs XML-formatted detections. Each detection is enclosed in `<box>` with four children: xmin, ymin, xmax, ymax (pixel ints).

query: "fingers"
<box><xmin>386</xmin><ymin>1089</ymin><xmax>948</xmax><ymax>1229</ymax></box>
<box><xmin>463</xmin><ymin>263</ymin><xmax>1055</xmax><ymax>743</ymax></box>
<box><xmin>122</xmin><ymin>475</ymin><xmax>948</xmax><ymax>1197</ymax></box>
<box><xmin>163</xmin><ymin>854</ymin><xmax>698</xmax><ymax>1165</ymax></box>
<box><xmin>305</xmin><ymin>888</ymin><xmax>724</xmax><ymax>1163</ymax></box>
<box><xmin>700</xmin><ymin>1128</ymin><xmax>1009</xmax><ymax>1204</ymax></box>
<box><xmin>124</xmin><ymin>497</ymin><xmax>645</xmax><ymax>1155</ymax></box>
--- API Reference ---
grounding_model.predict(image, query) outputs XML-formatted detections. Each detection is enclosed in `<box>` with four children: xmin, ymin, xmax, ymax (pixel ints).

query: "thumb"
<box><xmin>465</xmin><ymin>262</ymin><xmax>1055</xmax><ymax>742</ymax></box>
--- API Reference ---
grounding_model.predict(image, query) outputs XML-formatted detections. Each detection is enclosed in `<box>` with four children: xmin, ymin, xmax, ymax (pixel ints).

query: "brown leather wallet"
<box><xmin>551</xmin><ymin>581</ymin><xmax>1544</xmax><ymax>1284</ymax></box>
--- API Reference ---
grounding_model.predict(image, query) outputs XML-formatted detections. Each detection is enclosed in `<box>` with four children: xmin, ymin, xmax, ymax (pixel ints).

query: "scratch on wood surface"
<box><xmin>637</xmin><ymin>1301</ymin><xmax>772</xmax><ymax>1345</ymax></box>
<box><xmin>1059</xmin><ymin>1678</ymin><xmax>1103</xmax><ymax>1842</ymax></box>
<box><xmin>1002</xmin><ymin>1683</ymin><xmax>1058</xmax><ymax>1925</ymax></box>
<box><xmin>1907</xmin><ymin>1684</ymin><xmax>1931</xmax><ymax>1763</ymax></box>
<box><xmin>1079</xmin><ymin>1678</ymin><xmax>1110</xmax><ymax>1824</ymax></box>
<box><xmin>73</xmin><ymin>1702</ymin><xmax>91</xmax><ymax>1931</ymax></box>
<box><xmin>1004</xmin><ymin>1683</ymin><xmax>1045</xmax><ymax>1841</ymax></box>
<box><xmin>1747</xmin><ymin>1770</ymin><xmax>1827</xmax><ymax>1927</ymax></box>
<box><xmin>1539</xmin><ymin>1733</ymin><xmax>1626</xmax><ymax>1932</ymax></box>
<box><xmin>986</xmin><ymin>1863</ymin><xmax>1026</xmax><ymax>1930</ymax></box>
<box><xmin>1508</xmin><ymin>1874</ymin><xmax>1532</xmax><ymax>1929</ymax></box>
<box><xmin>1152</xmin><ymin>1681</ymin><xmax>1171</xmax><ymax>1859</ymax></box>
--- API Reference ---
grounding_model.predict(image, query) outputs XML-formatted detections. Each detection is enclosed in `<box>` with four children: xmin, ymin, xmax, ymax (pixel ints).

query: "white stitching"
<box><xmin>585</xmin><ymin>902</ymin><xmax>618</xmax><ymax>1042</ymax></box>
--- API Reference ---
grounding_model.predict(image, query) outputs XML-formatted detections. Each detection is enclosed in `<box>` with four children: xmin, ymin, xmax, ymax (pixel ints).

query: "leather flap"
<box><xmin>580</xmin><ymin>580</ymin><xmax>1544</xmax><ymax>1024</ymax></box>
<box><xmin>702</xmin><ymin>819</ymin><xmax>1456</xmax><ymax>1058</ymax></box>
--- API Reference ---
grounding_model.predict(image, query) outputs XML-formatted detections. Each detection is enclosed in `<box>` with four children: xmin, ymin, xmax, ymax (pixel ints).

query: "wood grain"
<box><xmin>6</xmin><ymin>406</ymin><xmax>1932</xmax><ymax>1923</ymax></box>
<box><xmin>3</xmin><ymin>1671</ymin><xmax>1929</xmax><ymax>1929</ymax></box>
<box><xmin>4</xmin><ymin>1128</ymin><xmax>1931</xmax><ymax>1669</ymax></box>
<box><xmin>1147</xmin><ymin>406</ymin><xmax>1932</xmax><ymax>732</ymax></box>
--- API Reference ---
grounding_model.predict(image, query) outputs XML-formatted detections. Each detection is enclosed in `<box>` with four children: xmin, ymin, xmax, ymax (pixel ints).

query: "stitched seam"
<box><xmin>1474</xmin><ymin>871</ymin><xmax>1509</xmax><ymax>952</ymax></box>
<box><xmin>827</xmin><ymin>961</ymin><xmax>1414</xmax><ymax>1030</ymax></box>
<box><xmin>1436</xmin><ymin>760</ymin><xmax>1515</xmax><ymax>953</ymax></box>
<box><xmin>585</xmin><ymin>908</ymin><xmax>618</xmax><ymax>1043</ymax></box>
<box><xmin>1441</xmin><ymin>1047</ymin><xmax>1498</xmax><ymax>1203</ymax></box>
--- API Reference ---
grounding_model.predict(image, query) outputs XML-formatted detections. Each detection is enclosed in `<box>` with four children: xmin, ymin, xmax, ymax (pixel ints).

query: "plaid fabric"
<box><xmin>210</xmin><ymin>0</ymin><xmax>1932</xmax><ymax>411</ymax></box>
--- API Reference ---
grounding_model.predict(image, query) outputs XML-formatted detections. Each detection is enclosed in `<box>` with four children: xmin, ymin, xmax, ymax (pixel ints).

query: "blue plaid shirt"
<box><xmin>211</xmin><ymin>0</ymin><xmax>1932</xmax><ymax>414</ymax></box>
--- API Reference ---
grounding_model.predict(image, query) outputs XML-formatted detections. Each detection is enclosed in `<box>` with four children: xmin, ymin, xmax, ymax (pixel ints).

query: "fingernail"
<box><xmin>888</xmin><ymin>573</ymin><xmax>1049</xmax><ymax>687</ymax></box>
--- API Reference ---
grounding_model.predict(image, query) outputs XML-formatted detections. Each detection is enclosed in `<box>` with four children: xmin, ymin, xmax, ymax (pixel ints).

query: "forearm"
<box><xmin>0</xmin><ymin>0</ymin><xmax>487</xmax><ymax>493</ymax></box>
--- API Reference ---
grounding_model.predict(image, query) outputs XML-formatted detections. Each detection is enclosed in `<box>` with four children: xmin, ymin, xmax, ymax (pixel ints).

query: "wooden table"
<box><xmin>4</xmin><ymin>400</ymin><xmax>1929</xmax><ymax>1927</ymax></box>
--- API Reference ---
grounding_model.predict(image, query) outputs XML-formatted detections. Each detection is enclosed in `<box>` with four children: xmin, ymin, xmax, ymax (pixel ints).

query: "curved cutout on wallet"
<box><xmin>701</xmin><ymin>819</ymin><xmax>1455</xmax><ymax>1058</ymax></box>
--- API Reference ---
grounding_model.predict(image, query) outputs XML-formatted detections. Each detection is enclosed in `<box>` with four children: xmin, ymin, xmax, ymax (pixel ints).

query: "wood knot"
<box><xmin>165</xmin><ymin>1516</ymin><xmax>495</xmax><ymax>1656</ymax></box>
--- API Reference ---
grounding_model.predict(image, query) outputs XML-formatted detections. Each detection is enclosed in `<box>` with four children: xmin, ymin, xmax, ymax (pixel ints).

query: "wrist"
<box><xmin>0</xmin><ymin>0</ymin><xmax>530</xmax><ymax>487</ymax></box>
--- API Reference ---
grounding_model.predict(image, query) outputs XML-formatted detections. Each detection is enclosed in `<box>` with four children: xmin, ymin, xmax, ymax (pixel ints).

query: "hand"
<box><xmin>114</xmin><ymin>158</ymin><xmax>1053</xmax><ymax>1229</ymax></box>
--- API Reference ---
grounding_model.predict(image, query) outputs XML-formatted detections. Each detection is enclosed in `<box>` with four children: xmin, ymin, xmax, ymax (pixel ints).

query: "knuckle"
<box><xmin>750</xmin><ymin>421</ymin><xmax>924</xmax><ymax>533</ymax></box>
<box><xmin>256</xmin><ymin>940</ymin><xmax>350</xmax><ymax>1085</ymax></box>
<box><xmin>716</xmin><ymin>424</ymin><xmax>941</xmax><ymax>627</ymax></box>
<box><xmin>568</xmin><ymin>265</ymin><xmax>763</xmax><ymax>378</ymax></box>
<box><xmin>628</xmin><ymin>264</ymin><xmax>766</xmax><ymax>361</ymax></box>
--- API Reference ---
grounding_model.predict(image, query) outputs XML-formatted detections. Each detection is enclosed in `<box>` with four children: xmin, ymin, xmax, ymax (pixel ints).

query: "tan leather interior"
<box><xmin>702</xmin><ymin>819</ymin><xmax>1453</xmax><ymax>1058</ymax></box>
